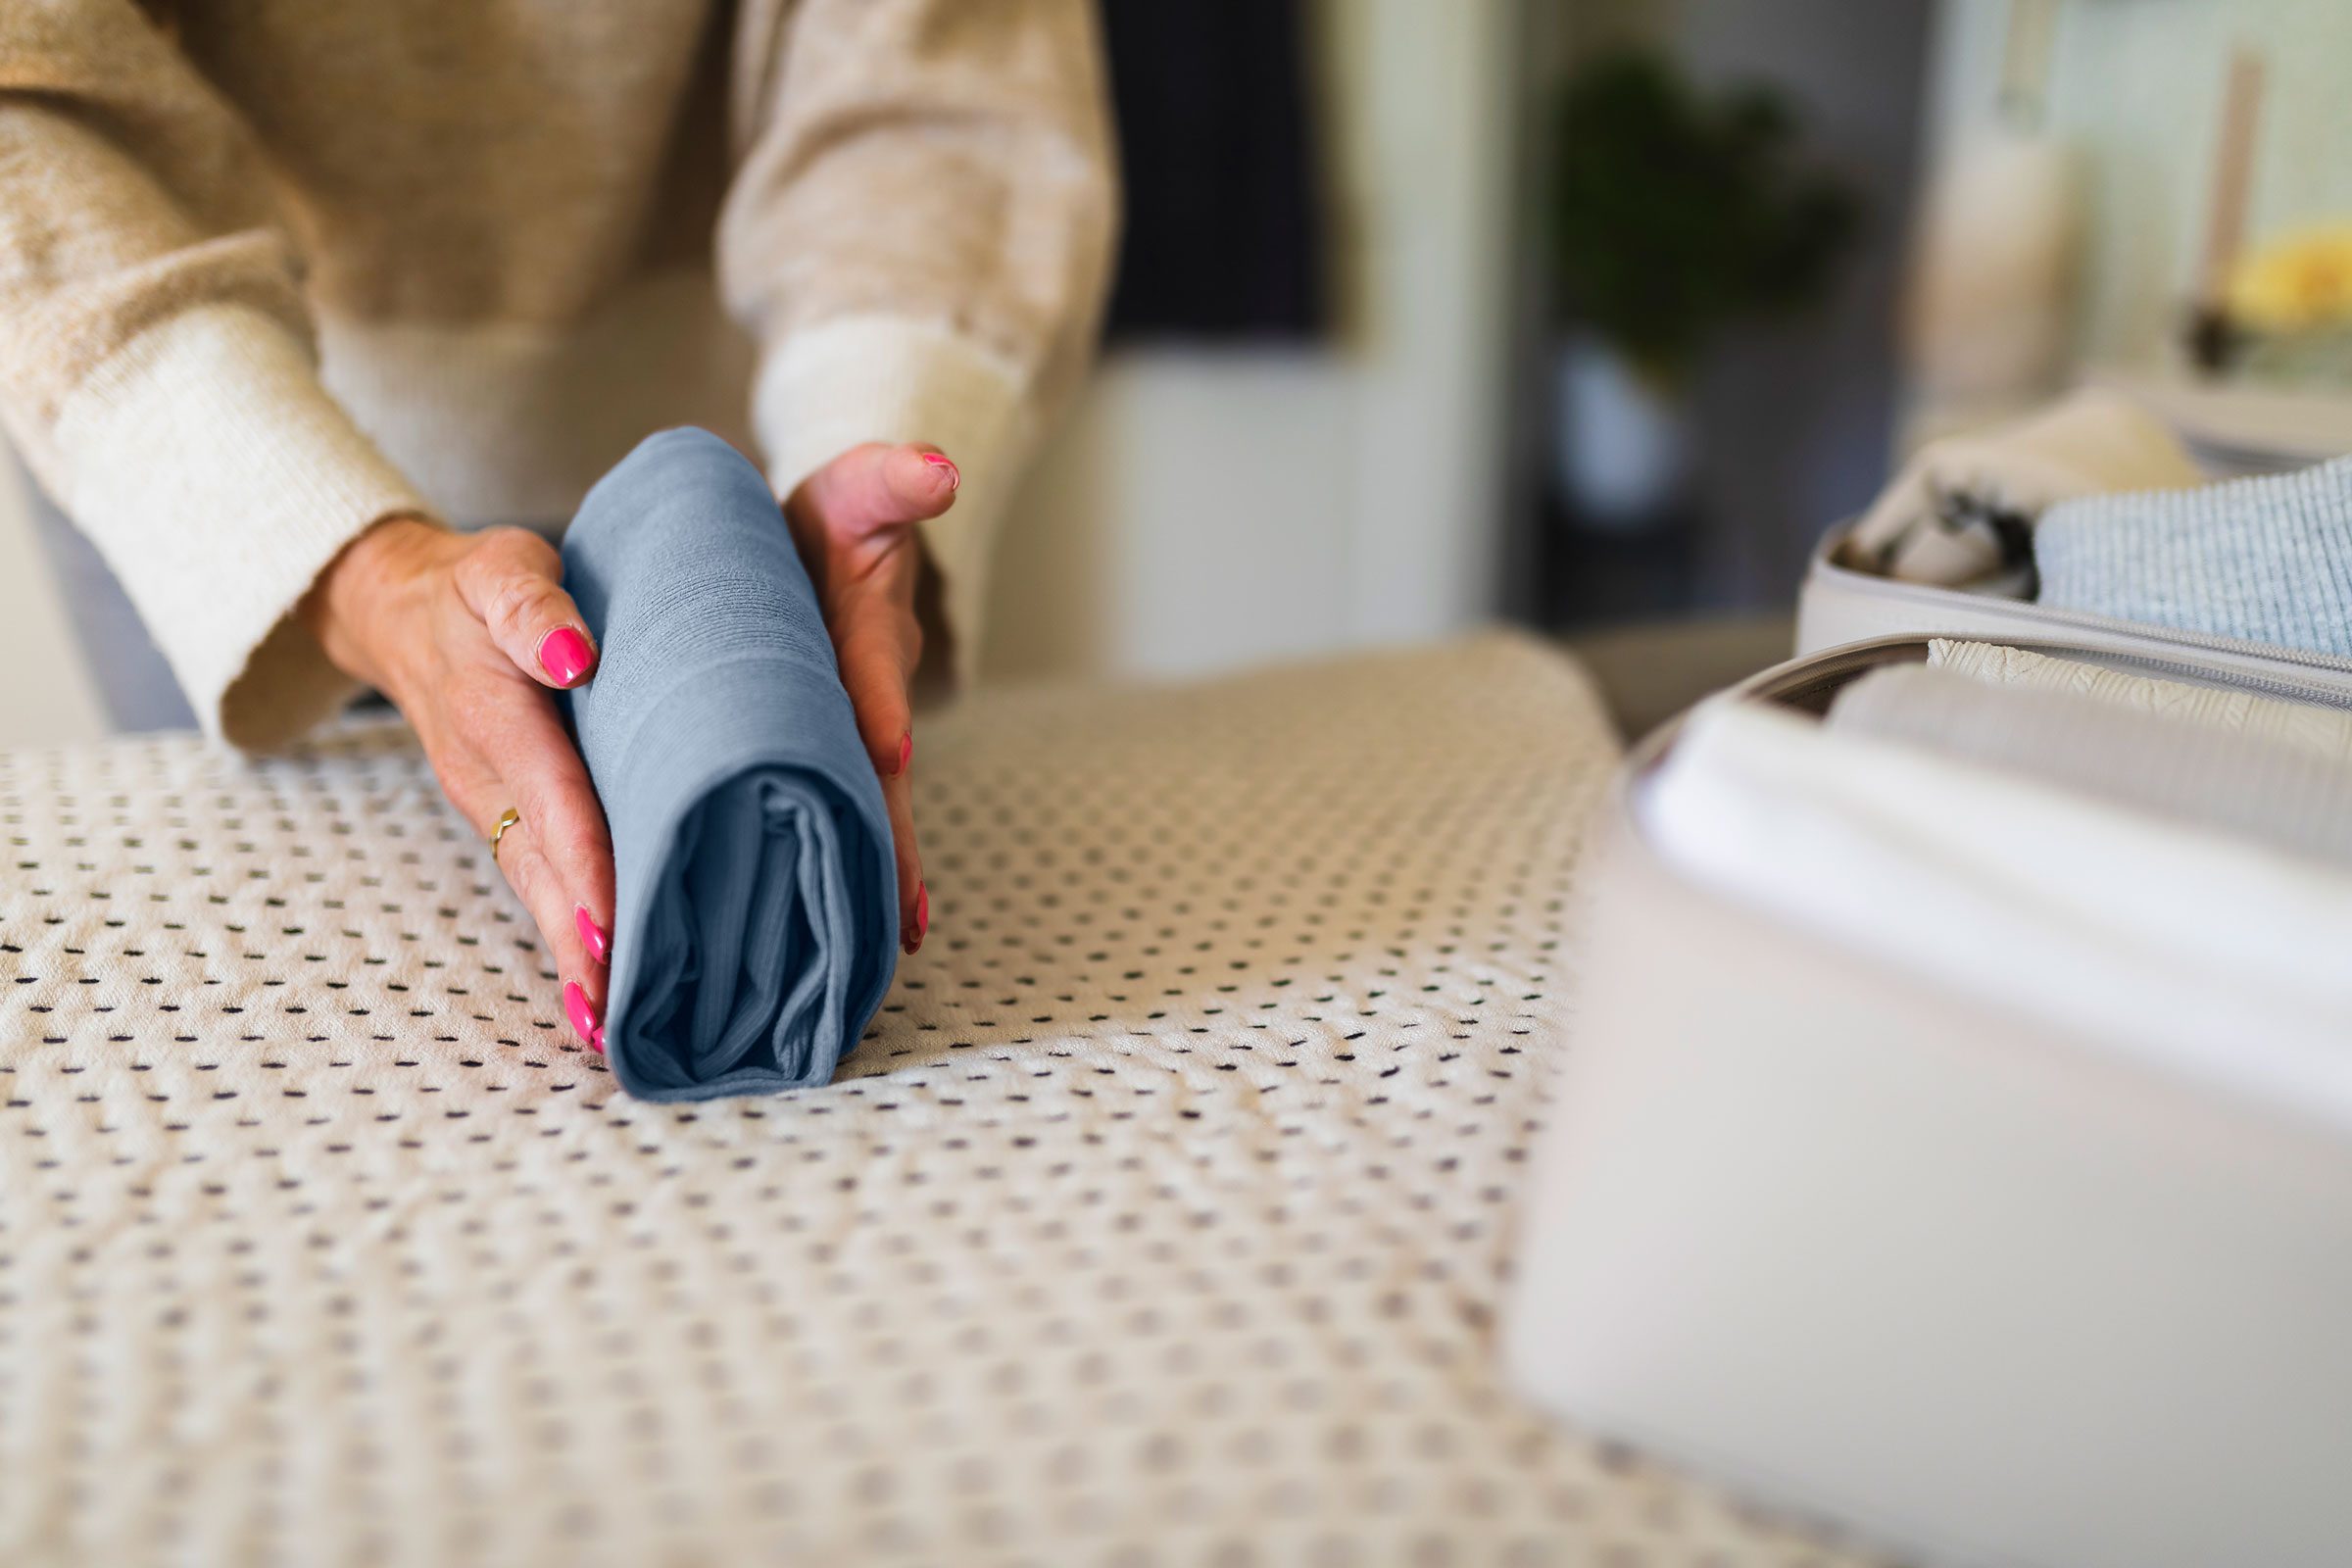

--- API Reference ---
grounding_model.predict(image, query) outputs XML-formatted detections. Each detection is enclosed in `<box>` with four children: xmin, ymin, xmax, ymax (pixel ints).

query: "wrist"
<box><xmin>300</xmin><ymin>513</ymin><xmax>456</xmax><ymax>694</ymax></box>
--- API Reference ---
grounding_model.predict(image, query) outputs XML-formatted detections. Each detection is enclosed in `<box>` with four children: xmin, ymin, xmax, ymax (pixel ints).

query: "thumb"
<box><xmin>796</xmin><ymin>443</ymin><xmax>960</xmax><ymax>540</ymax></box>
<box><xmin>454</xmin><ymin>527</ymin><xmax>599</xmax><ymax>689</ymax></box>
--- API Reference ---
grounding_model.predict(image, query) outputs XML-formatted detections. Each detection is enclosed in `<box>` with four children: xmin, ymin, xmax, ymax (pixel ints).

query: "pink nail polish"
<box><xmin>539</xmin><ymin>626</ymin><xmax>594</xmax><ymax>687</ymax></box>
<box><xmin>590</xmin><ymin>1026</ymin><xmax>607</xmax><ymax>1055</ymax></box>
<box><xmin>563</xmin><ymin>980</ymin><xmax>601</xmax><ymax>1044</ymax></box>
<box><xmin>921</xmin><ymin>452</ymin><xmax>961</xmax><ymax>491</ymax></box>
<box><xmin>575</xmin><ymin>905</ymin><xmax>611</xmax><ymax>964</ymax></box>
<box><xmin>895</xmin><ymin>732</ymin><xmax>913</xmax><ymax>776</ymax></box>
<box><xmin>904</xmin><ymin>881</ymin><xmax>929</xmax><ymax>955</ymax></box>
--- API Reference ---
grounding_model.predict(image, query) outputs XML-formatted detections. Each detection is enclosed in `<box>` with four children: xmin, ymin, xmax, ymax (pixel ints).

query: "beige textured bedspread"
<box><xmin>0</xmin><ymin>636</ymin><xmax>1857</xmax><ymax>1566</ymax></box>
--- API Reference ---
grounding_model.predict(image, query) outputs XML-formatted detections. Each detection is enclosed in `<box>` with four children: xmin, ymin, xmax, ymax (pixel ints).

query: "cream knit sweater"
<box><xmin>0</xmin><ymin>0</ymin><xmax>1117</xmax><ymax>749</ymax></box>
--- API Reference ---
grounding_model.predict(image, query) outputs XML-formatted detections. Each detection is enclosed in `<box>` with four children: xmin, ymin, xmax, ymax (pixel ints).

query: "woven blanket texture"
<box><xmin>0</xmin><ymin>637</ymin><xmax>1854</xmax><ymax>1567</ymax></box>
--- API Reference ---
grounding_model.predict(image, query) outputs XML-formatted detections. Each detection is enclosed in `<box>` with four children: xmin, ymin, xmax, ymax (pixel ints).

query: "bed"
<box><xmin>0</xmin><ymin>635</ymin><xmax>1856</xmax><ymax>1566</ymax></box>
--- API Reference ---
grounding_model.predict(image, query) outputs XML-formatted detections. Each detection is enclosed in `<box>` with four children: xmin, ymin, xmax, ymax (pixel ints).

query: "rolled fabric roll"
<box><xmin>561</xmin><ymin>427</ymin><xmax>899</xmax><ymax>1101</ymax></box>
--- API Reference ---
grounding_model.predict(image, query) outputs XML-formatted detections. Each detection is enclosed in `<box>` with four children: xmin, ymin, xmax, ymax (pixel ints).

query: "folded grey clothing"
<box><xmin>2036</xmin><ymin>455</ymin><xmax>2352</xmax><ymax>656</ymax></box>
<box><xmin>1829</xmin><ymin>662</ymin><xmax>2352</xmax><ymax>868</ymax></box>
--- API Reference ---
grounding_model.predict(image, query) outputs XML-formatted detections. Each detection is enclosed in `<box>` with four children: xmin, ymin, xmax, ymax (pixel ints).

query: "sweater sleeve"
<box><xmin>719</xmin><ymin>0</ymin><xmax>1118</xmax><ymax>684</ymax></box>
<box><xmin>0</xmin><ymin>2</ymin><xmax>432</xmax><ymax>749</ymax></box>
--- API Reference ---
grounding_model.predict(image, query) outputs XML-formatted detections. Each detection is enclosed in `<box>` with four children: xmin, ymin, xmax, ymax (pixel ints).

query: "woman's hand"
<box><xmin>784</xmin><ymin>441</ymin><xmax>959</xmax><ymax>956</ymax></box>
<box><xmin>302</xmin><ymin>516</ymin><xmax>615</xmax><ymax>1051</ymax></box>
<box><xmin>296</xmin><ymin>439</ymin><xmax>950</xmax><ymax>1054</ymax></box>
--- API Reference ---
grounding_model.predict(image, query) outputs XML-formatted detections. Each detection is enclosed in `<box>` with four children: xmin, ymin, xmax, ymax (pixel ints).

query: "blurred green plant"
<box><xmin>1549</xmin><ymin>49</ymin><xmax>1860</xmax><ymax>389</ymax></box>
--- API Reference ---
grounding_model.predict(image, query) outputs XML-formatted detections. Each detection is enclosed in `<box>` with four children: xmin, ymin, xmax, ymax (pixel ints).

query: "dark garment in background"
<box><xmin>1099</xmin><ymin>0</ymin><xmax>1328</xmax><ymax>342</ymax></box>
<box><xmin>561</xmin><ymin>428</ymin><xmax>899</xmax><ymax>1102</ymax></box>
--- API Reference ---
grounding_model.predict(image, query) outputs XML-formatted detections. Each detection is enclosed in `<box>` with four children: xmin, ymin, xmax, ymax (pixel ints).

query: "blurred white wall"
<box><xmin>1922</xmin><ymin>0</ymin><xmax>2352</xmax><ymax>373</ymax></box>
<box><xmin>983</xmin><ymin>0</ymin><xmax>1520</xmax><ymax>683</ymax></box>
<box><xmin>0</xmin><ymin>456</ymin><xmax>104</xmax><ymax>745</ymax></box>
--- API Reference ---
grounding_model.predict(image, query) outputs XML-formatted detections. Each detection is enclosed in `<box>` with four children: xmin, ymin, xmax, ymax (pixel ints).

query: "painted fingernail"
<box><xmin>563</xmin><ymin>980</ymin><xmax>601</xmax><ymax>1045</ymax></box>
<box><xmin>921</xmin><ymin>452</ymin><xmax>960</xmax><ymax>491</ymax></box>
<box><xmin>539</xmin><ymin>626</ymin><xmax>594</xmax><ymax>687</ymax></box>
<box><xmin>575</xmin><ymin>905</ymin><xmax>611</xmax><ymax>965</ymax></box>
<box><xmin>590</xmin><ymin>1026</ymin><xmax>607</xmax><ymax>1055</ymax></box>
<box><xmin>904</xmin><ymin>881</ymin><xmax>929</xmax><ymax>956</ymax></box>
<box><xmin>893</xmin><ymin>731</ymin><xmax>913</xmax><ymax>776</ymax></box>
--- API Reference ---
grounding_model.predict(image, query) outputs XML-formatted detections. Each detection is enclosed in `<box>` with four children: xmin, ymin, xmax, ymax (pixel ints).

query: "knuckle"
<box><xmin>557</xmin><ymin>831</ymin><xmax>609</xmax><ymax>879</ymax></box>
<box><xmin>449</xmin><ymin>545</ymin><xmax>492</xmax><ymax>601</ymax></box>
<box><xmin>495</xmin><ymin>838</ymin><xmax>543</xmax><ymax>903</ymax></box>
<box><xmin>428</xmin><ymin>759</ymin><xmax>487</xmax><ymax>830</ymax></box>
<box><xmin>481</xmin><ymin>525</ymin><xmax>561</xmax><ymax>574</ymax></box>
<box><xmin>485</xmin><ymin>575</ymin><xmax>555</xmax><ymax>642</ymax></box>
<box><xmin>841</xmin><ymin>612</ymin><xmax>895</xmax><ymax>663</ymax></box>
<box><xmin>511</xmin><ymin>765</ymin><xmax>603</xmax><ymax>858</ymax></box>
<box><xmin>849</xmin><ymin>670</ymin><xmax>907</xmax><ymax>727</ymax></box>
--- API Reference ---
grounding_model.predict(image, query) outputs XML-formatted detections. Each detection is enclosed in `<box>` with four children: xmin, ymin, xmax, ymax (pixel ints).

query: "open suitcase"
<box><xmin>1504</xmin><ymin>520</ymin><xmax>2352</xmax><ymax>1568</ymax></box>
<box><xmin>1797</xmin><ymin>515</ymin><xmax>2352</xmax><ymax>689</ymax></box>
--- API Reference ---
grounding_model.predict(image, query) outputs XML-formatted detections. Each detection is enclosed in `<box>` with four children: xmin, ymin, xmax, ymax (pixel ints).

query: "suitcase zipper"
<box><xmin>1810</xmin><ymin>557</ymin><xmax>2352</xmax><ymax>682</ymax></box>
<box><xmin>1734</xmin><ymin>635</ymin><xmax>2352</xmax><ymax>714</ymax></box>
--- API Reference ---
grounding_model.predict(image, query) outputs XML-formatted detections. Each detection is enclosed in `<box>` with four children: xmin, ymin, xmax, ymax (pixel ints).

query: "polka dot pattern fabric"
<box><xmin>0</xmin><ymin>636</ymin><xmax>1859</xmax><ymax>1567</ymax></box>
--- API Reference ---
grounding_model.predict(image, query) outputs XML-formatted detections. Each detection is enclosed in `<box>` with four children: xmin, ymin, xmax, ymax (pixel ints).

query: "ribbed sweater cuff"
<box><xmin>754</xmin><ymin>317</ymin><xmax>1026</xmax><ymax>687</ymax></box>
<box><xmin>49</xmin><ymin>303</ymin><xmax>434</xmax><ymax>749</ymax></box>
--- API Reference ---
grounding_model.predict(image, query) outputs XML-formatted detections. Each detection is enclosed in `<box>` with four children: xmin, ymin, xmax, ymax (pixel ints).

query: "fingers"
<box><xmin>497</xmin><ymin>829</ymin><xmax>600</xmax><ymax>1022</ymax></box>
<box><xmin>788</xmin><ymin>444</ymin><xmax>943</xmax><ymax>955</ymax></box>
<box><xmin>444</xmin><ymin>530</ymin><xmax>611</xmax><ymax>1049</ymax></box>
<box><xmin>834</xmin><ymin>580</ymin><xmax>919</xmax><ymax>782</ymax></box>
<box><xmin>454</xmin><ymin>526</ymin><xmax>599</xmax><ymax>690</ymax></box>
<box><xmin>426</xmin><ymin>669</ymin><xmax>615</xmax><ymax>1053</ymax></box>
<box><xmin>793</xmin><ymin>442</ymin><xmax>960</xmax><ymax>544</ymax></box>
<box><xmin>889</xmin><ymin>444</ymin><xmax>960</xmax><ymax>520</ymax></box>
<box><xmin>882</xmin><ymin>765</ymin><xmax>926</xmax><ymax>956</ymax></box>
<box><xmin>845</xmin><ymin>641</ymin><xmax>926</xmax><ymax>955</ymax></box>
<box><xmin>498</xmin><ymin>697</ymin><xmax>616</xmax><ymax>1044</ymax></box>
<box><xmin>830</xmin><ymin>565</ymin><xmax>927</xmax><ymax>953</ymax></box>
<box><xmin>372</xmin><ymin>529</ymin><xmax>615</xmax><ymax>1055</ymax></box>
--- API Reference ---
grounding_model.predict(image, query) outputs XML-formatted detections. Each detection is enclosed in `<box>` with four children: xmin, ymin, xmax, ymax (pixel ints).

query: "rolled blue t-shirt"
<box><xmin>560</xmin><ymin>427</ymin><xmax>899</xmax><ymax>1101</ymax></box>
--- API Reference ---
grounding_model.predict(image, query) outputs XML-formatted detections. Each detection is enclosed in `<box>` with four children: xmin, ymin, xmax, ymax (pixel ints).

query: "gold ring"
<box><xmin>489</xmin><ymin>807</ymin><xmax>521</xmax><ymax>862</ymax></box>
